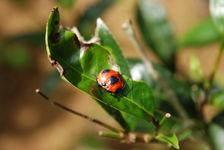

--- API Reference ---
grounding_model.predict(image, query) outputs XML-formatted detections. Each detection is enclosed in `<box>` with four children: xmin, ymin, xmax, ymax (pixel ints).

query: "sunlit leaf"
<box><xmin>96</xmin><ymin>18</ymin><xmax>131</xmax><ymax>77</ymax></box>
<box><xmin>189</xmin><ymin>54</ymin><xmax>204</xmax><ymax>82</ymax></box>
<box><xmin>45</xmin><ymin>7</ymin><xmax>155</xmax><ymax>131</ymax></box>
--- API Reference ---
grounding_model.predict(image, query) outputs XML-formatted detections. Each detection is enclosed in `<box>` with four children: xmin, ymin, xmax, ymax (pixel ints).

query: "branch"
<box><xmin>200</xmin><ymin>42</ymin><xmax>224</xmax><ymax>121</ymax></box>
<box><xmin>35</xmin><ymin>89</ymin><xmax>123</xmax><ymax>133</ymax></box>
<box><xmin>203</xmin><ymin>42</ymin><xmax>224</xmax><ymax>105</ymax></box>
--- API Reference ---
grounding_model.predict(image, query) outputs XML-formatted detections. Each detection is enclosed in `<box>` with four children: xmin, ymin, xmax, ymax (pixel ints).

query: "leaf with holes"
<box><xmin>45</xmin><ymin>7</ymin><xmax>155</xmax><ymax>131</ymax></box>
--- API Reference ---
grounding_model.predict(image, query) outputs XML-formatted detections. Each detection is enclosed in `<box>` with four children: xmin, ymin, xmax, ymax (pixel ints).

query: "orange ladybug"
<box><xmin>96</xmin><ymin>69</ymin><xmax>125</xmax><ymax>95</ymax></box>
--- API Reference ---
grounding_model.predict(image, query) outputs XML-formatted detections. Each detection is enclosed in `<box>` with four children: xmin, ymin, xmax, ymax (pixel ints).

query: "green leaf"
<box><xmin>95</xmin><ymin>16</ymin><xmax>157</xmax><ymax>131</ymax></box>
<box><xmin>96</xmin><ymin>18</ymin><xmax>131</xmax><ymax>77</ymax></box>
<box><xmin>178</xmin><ymin>129</ymin><xmax>192</xmax><ymax>141</ymax></box>
<box><xmin>155</xmin><ymin>133</ymin><xmax>179</xmax><ymax>149</ymax></box>
<box><xmin>210</xmin><ymin>0</ymin><xmax>224</xmax><ymax>34</ymax></box>
<box><xmin>189</xmin><ymin>54</ymin><xmax>204</xmax><ymax>82</ymax></box>
<box><xmin>211</xmin><ymin>91</ymin><xmax>224</xmax><ymax>110</ymax></box>
<box><xmin>136</xmin><ymin>0</ymin><xmax>176</xmax><ymax>68</ymax></box>
<box><xmin>209</xmin><ymin>123</ymin><xmax>224</xmax><ymax>150</ymax></box>
<box><xmin>179</xmin><ymin>18</ymin><xmax>220</xmax><ymax>47</ymax></box>
<box><xmin>77</xmin><ymin>0</ymin><xmax>116</xmax><ymax>39</ymax></box>
<box><xmin>45</xmin><ymin>7</ymin><xmax>155</xmax><ymax>131</ymax></box>
<box><xmin>96</xmin><ymin>19</ymin><xmax>141</xmax><ymax>131</ymax></box>
<box><xmin>95</xmin><ymin>18</ymin><xmax>142</xmax><ymax>131</ymax></box>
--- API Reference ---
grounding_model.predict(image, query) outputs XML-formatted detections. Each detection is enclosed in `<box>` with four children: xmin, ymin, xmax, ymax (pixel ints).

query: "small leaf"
<box><xmin>209</xmin><ymin>123</ymin><xmax>224</xmax><ymax>150</ymax></box>
<box><xmin>178</xmin><ymin>129</ymin><xmax>192</xmax><ymax>141</ymax></box>
<box><xmin>210</xmin><ymin>0</ymin><xmax>224</xmax><ymax>34</ymax></box>
<box><xmin>155</xmin><ymin>133</ymin><xmax>179</xmax><ymax>149</ymax></box>
<box><xmin>189</xmin><ymin>54</ymin><xmax>204</xmax><ymax>82</ymax></box>
<box><xmin>45</xmin><ymin>7</ymin><xmax>155</xmax><ymax>131</ymax></box>
<box><xmin>136</xmin><ymin>0</ymin><xmax>176</xmax><ymax>68</ymax></box>
<box><xmin>211</xmin><ymin>91</ymin><xmax>224</xmax><ymax>110</ymax></box>
<box><xmin>178</xmin><ymin>18</ymin><xmax>220</xmax><ymax>47</ymax></box>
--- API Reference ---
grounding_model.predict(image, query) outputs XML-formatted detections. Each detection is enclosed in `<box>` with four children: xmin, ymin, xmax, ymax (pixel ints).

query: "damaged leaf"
<box><xmin>45</xmin><ymin>7</ymin><xmax>155</xmax><ymax>131</ymax></box>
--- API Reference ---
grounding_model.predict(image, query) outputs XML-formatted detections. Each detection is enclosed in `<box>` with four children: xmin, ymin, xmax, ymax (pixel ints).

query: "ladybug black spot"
<box><xmin>115</xmin><ymin>87</ymin><xmax>123</xmax><ymax>94</ymax></box>
<box><xmin>109</xmin><ymin>76</ymin><xmax>119</xmax><ymax>85</ymax></box>
<box><xmin>102</xmin><ymin>69</ymin><xmax>110</xmax><ymax>73</ymax></box>
<box><xmin>101</xmin><ymin>82</ymin><xmax>106</xmax><ymax>86</ymax></box>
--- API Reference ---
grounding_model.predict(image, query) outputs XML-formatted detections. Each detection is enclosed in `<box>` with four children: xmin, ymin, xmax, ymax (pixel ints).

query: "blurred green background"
<box><xmin>0</xmin><ymin>0</ymin><xmax>223</xmax><ymax>150</ymax></box>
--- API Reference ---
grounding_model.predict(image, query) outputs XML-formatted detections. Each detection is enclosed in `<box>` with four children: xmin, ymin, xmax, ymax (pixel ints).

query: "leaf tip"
<box><xmin>96</xmin><ymin>18</ymin><xmax>103</xmax><ymax>26</ymax></box>
<box><xmin>96</xmin><ymin>18</ymin><xmax>108</xmax><ymax>30</ymax></box>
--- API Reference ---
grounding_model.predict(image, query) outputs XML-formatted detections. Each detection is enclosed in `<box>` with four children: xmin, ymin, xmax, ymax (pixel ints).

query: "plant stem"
<box><xmin>203</xmin><ymin>42</ymin><xmax>224</xmax><ymax>105</ymax></box>
<box><xmin>99</xmin><ymin>131</ymin><xmax>124</xmax><ymax>139</ymax></box>
<box><xmin>35</xmin><ymin>89</ymin><xmax>123</xmax><ymax>133</ymax></box>
<box><xmin>122</xmin><ymin>20</ymin><xmax>190</xmax><ymax>121</ymax></box>
<box><xmin>159</xmin><ymin>113</ymin><xmax>171</xmax><ymax>126</ymax></box>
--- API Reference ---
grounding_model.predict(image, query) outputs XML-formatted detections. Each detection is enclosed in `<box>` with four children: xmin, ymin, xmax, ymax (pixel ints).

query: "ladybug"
<box><xmin>96</xmin><ymin>69</ymin><xmax>125</xmax><ymax>95</ymax></box>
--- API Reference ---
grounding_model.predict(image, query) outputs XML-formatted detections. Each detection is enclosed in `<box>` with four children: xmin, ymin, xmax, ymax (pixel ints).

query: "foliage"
<box><xmin>42</xmin><ymin>0</ymin><xmax>224</xmax><ymax>149</ymax></box>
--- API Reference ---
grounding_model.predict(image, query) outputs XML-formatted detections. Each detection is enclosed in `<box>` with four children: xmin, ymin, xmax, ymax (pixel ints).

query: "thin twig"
<box><xmin>35</xmin><ymin>89</ymin><xmax>123</xmax><ymax>133</ymax></box>
<box><xmin>159</xmin><ymin>113</ymin><xmax>171</xmax><ymax>126</ymax></box>
<box><xmin>200</xmin><ymin>42</ymin><xmax>224</xmax><ymax>121</ymax></box>
<box><xmin>122</xmin><ymin>20</ymin><xmax>190</xmax><ymax>121</ymax></box>
<box><xmin>99</xmin><ymin>131</ymin><xmax>124</xmax><ymax>139</ymax></box>
<box><xmin>99</xmin><ymin>131</ymin><xmax>154</xmax><ymax>144</ymax></box>
<box><xmin>203</xmin><ymin>42</ymin><xmax>224</xmax><ymax>105</ymax></box>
